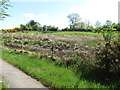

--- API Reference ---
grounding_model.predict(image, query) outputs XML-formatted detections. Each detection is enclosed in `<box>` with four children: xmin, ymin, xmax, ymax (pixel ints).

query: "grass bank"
<box><xmin>2</xmin><ymin>48</ymin><xmax>107</xmax><ymax>88</ymax></box>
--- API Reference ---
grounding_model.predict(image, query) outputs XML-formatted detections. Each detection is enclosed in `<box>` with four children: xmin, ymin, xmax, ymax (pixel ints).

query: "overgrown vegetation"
<box><xmin>96</xmin><ymin>24</ymin><xmax>120</xmax><ymax>73</ymax></box>
<box><xmin>2</xmin><ymin>30</ymin><xmax>120</xmax><ymax>88</ymax></box>
<box><xmin>92</xmin><ymin>25</ymin><xmax>120</xmax><ymax>88</ymax></box>
<box><xmin>2</xmin><ymin>48</ymin><xmax>108</xmax><ymax>88</ymax></box>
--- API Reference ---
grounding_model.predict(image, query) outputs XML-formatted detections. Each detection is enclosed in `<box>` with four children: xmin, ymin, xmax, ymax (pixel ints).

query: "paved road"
<box><xmin>0</xmin><ymin>58</ymin><xmax>49</xmax><ymax>89</ymax></box>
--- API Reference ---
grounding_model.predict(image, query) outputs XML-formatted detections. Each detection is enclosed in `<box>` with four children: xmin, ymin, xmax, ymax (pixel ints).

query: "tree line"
<box><xmin>20</xmin><ymin>20</ymin><xmax>59</xmax><ymax>31</ymax></box>
<box><xmin>19</xmin><ymin>15</ymin><xmax>120</xmax><ymax>32</ymax></box>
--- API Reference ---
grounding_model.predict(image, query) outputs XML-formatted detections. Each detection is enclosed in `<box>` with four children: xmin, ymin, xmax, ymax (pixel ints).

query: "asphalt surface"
<box><xmin>0</xmin><ymin>58</ymin><xmax>49</xmax><ymax>89</ymax></box>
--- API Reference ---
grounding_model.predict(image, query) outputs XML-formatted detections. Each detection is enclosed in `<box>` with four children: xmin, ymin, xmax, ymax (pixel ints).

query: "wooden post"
<box><xmin>2</xmin><ymin>40</ymin><xmax>4</xmax><ymax>48</ymax></box>
<box><xmin>21</xmin><ymin>34</ymin><xmax>24</xmax><ymax>53</ymax></box>
<box><xmin>12</xmin><ymin>33</ymin><xmax>13</xmax><ymax>46</ymax></box>
<box><xmin>51</xmin><ymin>42</ymin><xmax>54</xmax><ymax>59</ymax></box>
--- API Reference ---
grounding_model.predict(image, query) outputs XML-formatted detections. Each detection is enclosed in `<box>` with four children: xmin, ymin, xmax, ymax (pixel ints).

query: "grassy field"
<box><xmin>2</xmin><ymin>48</ymin><xmax>107</xmax><ymax>88</ymax></box>
<box><xmin>16</xmin><ymin>31</ymin><xmax>120</xmax><ymax>36</ymax></box>
<box><xmin>17</xmin><ymin>31</ymin><xmax>101</xmax><ymax>36</ymax></box>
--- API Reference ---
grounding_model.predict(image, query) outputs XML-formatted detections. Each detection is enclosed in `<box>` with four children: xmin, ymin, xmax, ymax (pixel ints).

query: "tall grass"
<box><xmin>2</xmin><ymin>49</ymin><xmax>107</xmax><ymax>88</ymax></box>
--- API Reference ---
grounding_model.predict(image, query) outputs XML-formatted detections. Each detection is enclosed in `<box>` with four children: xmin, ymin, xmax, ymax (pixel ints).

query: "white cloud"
<box><xmin>48</xmin><ymin>14</ymin><xmax>68</xmax><ymax>29</ymax></box>
<box><xmin>22</xmin><ymin>13</ymin><xmax>68</xmax><ymax>29</ymax></box>
<box><xmin>39</xmin><ymin>14</ymin><xmax>48</xmax><ymax>17</ymax></box>
<box><xmin>23</xmin><ymin>13</ymin><xmax>38</xmax><ymax>19</ymax></box>
<box><xmin>37</xmin><ymin>13</ymin><xmax>68</xmax><ymax>29</ymax></box>
<box><xmin>23</xmin><ymin>13</ymin><xmax>48</xmax><ymax>19</ymax></box>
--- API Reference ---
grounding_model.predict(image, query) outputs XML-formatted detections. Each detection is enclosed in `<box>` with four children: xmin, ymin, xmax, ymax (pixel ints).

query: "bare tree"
<box><xmin>95</xmin><ymin>21</ymin><xmax>101</xmax><ymax>28</ymax></box>
<box><xmin>85</xmin><ymin>20</ymin><xmax>92</xmax><ymax>29</ymax></box>
<box><xmin>105</xmin><ymin>20</ymin><xmax>112</xmax><ymax>26</ymax></box>
<box><xmin>67</xmin><ymin>13</ymin><xmax>81</xmax><ymax>30</ymax></box>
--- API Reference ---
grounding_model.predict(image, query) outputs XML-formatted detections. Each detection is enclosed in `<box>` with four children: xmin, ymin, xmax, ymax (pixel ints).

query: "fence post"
<box><xmin>21</xmin><ymin>34</ymin><xmax>24</xmax><ymax>53</ymax></box>
<box><xmin>51</xmin><ymin>41</ymin><xmax>54</xmax><ymax>59</ymax></box>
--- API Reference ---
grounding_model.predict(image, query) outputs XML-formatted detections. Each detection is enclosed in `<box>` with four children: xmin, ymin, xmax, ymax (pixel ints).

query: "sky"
<box><xmin>0</xmin><ymin>0</ymin><xmax>119</xmax><ymax>29</ymax></box>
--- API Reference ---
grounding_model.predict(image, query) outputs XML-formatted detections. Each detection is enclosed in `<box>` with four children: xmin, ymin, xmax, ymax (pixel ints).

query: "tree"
<box><xmin>26</xmin><ymin>23</ymin><xmax>32</xmax><ymax>30</ymax></box>
<box><xmin>42</xmin><ymin>25</ymin><xmax>47</xmax><ymax>31</ymax></box>
<box><xmin>20</xmin><ymin>24</ymin><xmax>27</xmax><ymax>31</ymax></box>
<box><xmin>85</xmin><ymin>20</ymin><xmax>92</xmax><ymax>29</ymax></box>
<box><xmin>0</xmin><ymin>0</ymin><xmax>11</xmax><ymax>20</ymax></box>
<box><xmin>117</xmin><ymin>23</ymin><xmax>120</xmax><ymax>31</ymax></box>
<box><xmin>105</xmin><ymin>20</ymin><xmax>112</xmax><ymax>26</ymax></box>
<box><xmin>77</xmin><ymin>22</ymin><xmax>87</xmax><ymax>29</ymax></box>
<box><xmin>26</xmin><ymin>20</ymin><xmax>41</xmax><ymax>31</ymax></box>
<box><xmin>95</xmin><ymin>21</ymin><xmax>101</xmax><ymax>28</ymax></box>
<box><xmin>67</xmin><ymin>13</ymin><xmax>81</xmax><ymax>30</ymax></box>
<box><xmin>20</xmin><ymin>20</ymin><xmax>42</xmax><ymax>31</ymax></box>
<box><xmin>97</xmin><ymin>25</ymin><xmax>116</xmax><ymax>43</ymax></box>
<box><xmin>42</xmin><ymin>25</ymin><xmax>58</xmax><ymax>31</ymax></box>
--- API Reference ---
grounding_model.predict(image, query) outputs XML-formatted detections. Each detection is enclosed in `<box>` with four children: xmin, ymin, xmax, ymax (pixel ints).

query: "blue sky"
<box><xmin>0</xmin><ymin>0</ymin><xmax>119</xmax><ymax>29</ymax></box>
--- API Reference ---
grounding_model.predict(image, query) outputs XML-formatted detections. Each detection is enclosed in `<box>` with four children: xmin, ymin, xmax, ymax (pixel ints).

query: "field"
<box><xmin>2</xmin><ymin>32</ymin><xmax>104</xmax><ymax>61</ymax></box>
<box><xmin>17</xmin><ymin>31</ymin><xmax>101</xmax><ymax>36</ymax></box>
<box><xmin>1</xmin><ymin>31</ymin><xmax>120</xmax><ymax>88</ymax></box>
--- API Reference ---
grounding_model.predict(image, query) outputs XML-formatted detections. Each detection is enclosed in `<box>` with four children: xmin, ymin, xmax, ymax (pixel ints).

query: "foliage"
<box><xmin>92</xmin><ymin>40</ymin><xmax>120</xmax><ymax>88</ymax></box>
<box><xmin>0</xmin><ymin>0</ymin><xmax>11</xmax><ymax>20</ymax></box>
<box><xmin>25</xmin><ymin>20</ymin><xmax>41</xmax><ymax>31</ymax></box>
<box><xmin>96</xmin><ymin>40</ymin><xmax>120</xmax><ymax>73</ymax></box>
<box><xmin>76</xmin><ymin>22</ymin><xmax>87</xmax><ymax>29</ymax></box>
<box><xmin>117</xmin><ymin>23</ymin><xmax>120</xmax><ymax>31</ymax></box>
<box><xmin>0</xmin><ymin>78</ymin><xmax>8</xmax><ymax>89</ymax></box>
<box><xmin>96</xmin><ymin>25</ymin><xmax>116</xmax><ymax>43</ymax></box>
<box><xmin>42</xmin><ymin>25</ymin><xmax>58</xmax><ymax>31</ymax></box>
<box><xmin>19</xmin><ymin>20</ymin><xmax>59</xmax><ymax>31</ymax></box>
<box><xmin>96</xmin><ymin>23</ymin><xmax>120</xmax><ymax>73</ymax></box>
<box><xmin>20</xmin><ymin>24</ymin><xmax>27</xmax><ymax>31</ymax></box>
<box><xmin>105</xmin><ymin>20</ymin><xmax>112</xmax><ymax>26</ymax></box>
<box><xmin>2</xmin><ymin>27</ymin><xmax>20</xmax><ymax>32</ymax></box>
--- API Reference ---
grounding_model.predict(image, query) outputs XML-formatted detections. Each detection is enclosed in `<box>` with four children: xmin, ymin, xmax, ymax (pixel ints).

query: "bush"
<box><xmin>95</xmin><ymin>25</ymin><xmax>120</xmax><ymax>73</ymax></box>
<box><xmin>96</xmin><ymin>40</ymin><xmax>120</xmax><ymax>73</ymax></box>
<box><xmin>4</xmin><ymin>27</ymin><xmax>20</xmax><ymax>32</ymax></box>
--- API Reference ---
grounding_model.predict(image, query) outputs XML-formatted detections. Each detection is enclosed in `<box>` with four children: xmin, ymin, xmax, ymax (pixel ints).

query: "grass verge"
<box><xmin>0</xmin><ymin>78</ymin><xmax>9</xmax><ymax>89</ymax></box>
<box><xmin>2</xmin><ymin>48</ymin><xmax>108</xmax><ymax>88</ymax></box>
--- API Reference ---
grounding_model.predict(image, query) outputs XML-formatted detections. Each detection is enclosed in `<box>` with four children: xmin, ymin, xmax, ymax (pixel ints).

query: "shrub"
<box><xmin>95</xmin><ymin>24</ymin><xmax>120</xmax><ymax>73</ymax></box>
<box><xmin>96</xmin><ymin>40</ymin><xmax>120</xmax><ymax>73</ymax></box>
<box><xmin>4</xmin><ymin>27</ymin><xmax>20</xmax><ymax>32</ymax></box>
